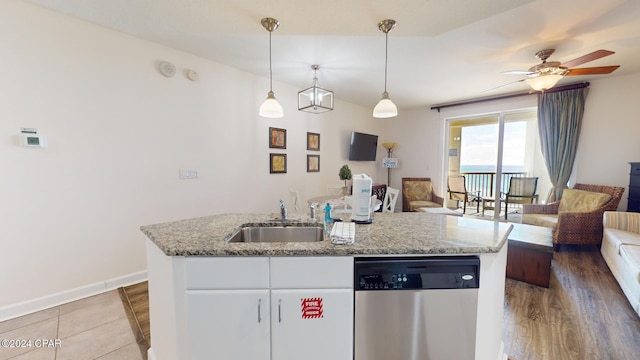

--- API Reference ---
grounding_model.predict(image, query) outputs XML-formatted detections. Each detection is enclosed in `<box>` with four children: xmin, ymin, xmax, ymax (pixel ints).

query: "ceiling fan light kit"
<box><xmin>497</xmin><ymin>48</ymin><xmax>619</xmax><ymax>92</ymax></box>
<box><xmin>298</xmin><ymin>65</ymin><xmax>334</xmax><ymax>113</ymax></box>
<box><xmin>259</xmin><ymin>17</ymin><xmax>284</xmax><ymax>118</ymax></box>
<box><xmin>525</xmin><ymin>74</ymin><xmax>565</xmax><ymax>91</ymax></box>
<box><xmin>373</xmin><ymin>19</ymin><xmax>398</xmax><ymax>118</ymax></box>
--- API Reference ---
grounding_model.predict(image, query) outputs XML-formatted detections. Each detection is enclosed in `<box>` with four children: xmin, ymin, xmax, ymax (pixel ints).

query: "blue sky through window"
<box><xmin>460</xmin><ymin>122</ymin><xmax>526</xmax><ymax>172</ymax></box>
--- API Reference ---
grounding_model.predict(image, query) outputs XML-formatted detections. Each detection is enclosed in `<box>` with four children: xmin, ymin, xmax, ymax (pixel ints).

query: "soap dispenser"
<box><xmin>324</xmin><ymin>203</ymin><xmax>333</xmax><ymax>236</ymax></box>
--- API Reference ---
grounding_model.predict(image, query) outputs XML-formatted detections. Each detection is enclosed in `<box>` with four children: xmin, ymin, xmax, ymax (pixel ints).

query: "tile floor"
<box><xmin>0</xmin><ymin>290</ymin><xmax>143</xmax><ymax>360</ymax></box>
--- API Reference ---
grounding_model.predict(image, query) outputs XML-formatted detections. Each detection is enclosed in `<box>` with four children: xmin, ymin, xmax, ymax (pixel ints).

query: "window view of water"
<box><xmin>460</xmin><ymin>164</ymin><xmax>525</xmax><ymax>173</ymax></box>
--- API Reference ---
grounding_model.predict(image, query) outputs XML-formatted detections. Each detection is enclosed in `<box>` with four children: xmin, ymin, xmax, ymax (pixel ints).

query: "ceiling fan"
<box><xmin>488</xmin><ymin>49</ymin><xmax>620</xmax><ymax>92</ymax></box>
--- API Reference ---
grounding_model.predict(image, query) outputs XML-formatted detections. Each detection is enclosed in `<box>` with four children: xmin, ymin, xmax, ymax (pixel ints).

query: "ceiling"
<box><xmin>25</xmin><ymin>0</ymin><xmax>640</xmax><ymax>110</ymax></box>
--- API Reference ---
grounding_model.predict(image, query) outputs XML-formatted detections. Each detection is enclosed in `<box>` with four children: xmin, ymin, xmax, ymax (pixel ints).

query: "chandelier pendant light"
<box><xmin>298</xmin><ymin>65</ymin><xmax>334</xmax><ymax>113</ymax></box>
<box><xmin>373</xmin><ymin>19</ymin><xmax>398</xmax><ymax>118</ymax></box>
<box><xmin>259</xmin><ymin>17</ymin><xmax>284</xmax><ymax>118</ymax></box>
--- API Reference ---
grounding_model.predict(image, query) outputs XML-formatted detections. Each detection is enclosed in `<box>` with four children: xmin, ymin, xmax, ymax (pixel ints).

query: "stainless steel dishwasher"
<box><xmin>354</xmin><ymin>256</ymin><xmax>480</xmax><ymax>360</ymax></box>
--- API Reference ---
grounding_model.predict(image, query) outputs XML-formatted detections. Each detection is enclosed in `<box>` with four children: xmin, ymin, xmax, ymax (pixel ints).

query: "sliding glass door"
<box><xmin>447</xmin><ymin>110</ymin><xmax>549</xmax><ymax>219</ymax></box>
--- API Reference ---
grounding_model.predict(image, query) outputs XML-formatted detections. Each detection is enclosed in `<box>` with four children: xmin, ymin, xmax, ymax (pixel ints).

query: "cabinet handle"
<box><xmin>278</xmin><ymin>299</ymin><xmax>282</xmax><ymax>323</ymax></box>
<box><xmin>258</xmin><ymin>298</ymin><xmax>262</xmax><ymax>323</ymax></box>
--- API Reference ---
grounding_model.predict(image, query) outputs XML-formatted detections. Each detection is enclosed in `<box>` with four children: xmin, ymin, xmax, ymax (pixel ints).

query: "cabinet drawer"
<box><xmin>185</xmin><ymin>257</ymin><xmax>269</xmax><ymax>289</ymax></box>
<box><xmin>631</xmin><ymin>163</ymin><xmax>640</xmax><ymax>175</ymax></box>
<box><xmin>630</xmin><ymin>175</ymin><xmax>640</xmax><ymax>187</ymax></box>
<box><xmin>270</xmin><ymin>257</ymin><xmax>353</xmax><ymax>289</ymax></box>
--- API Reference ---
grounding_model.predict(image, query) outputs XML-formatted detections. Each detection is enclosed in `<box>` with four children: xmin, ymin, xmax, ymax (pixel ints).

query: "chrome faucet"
<box><xmin>309</xmin><ymin>204</ymin><xmax>316</xmax><ymax>221</ymax></box>
<box><xmin>279</xmin><ymin>199</ymin><xmax>288</xmax><ymax>220</ymax></box>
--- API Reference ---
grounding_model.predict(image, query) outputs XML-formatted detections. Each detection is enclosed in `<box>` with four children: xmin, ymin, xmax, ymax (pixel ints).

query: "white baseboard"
<box><xmin>0</xmin><ymin>270</ymin><xmax>147</xmax><ymax>322</ymax></box>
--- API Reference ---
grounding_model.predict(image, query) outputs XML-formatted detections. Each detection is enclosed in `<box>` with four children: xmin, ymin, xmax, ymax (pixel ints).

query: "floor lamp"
<box><xmin>382</xmin><ymin>142</ymin><xmax>398</xmax><ymax>187</ymax></box>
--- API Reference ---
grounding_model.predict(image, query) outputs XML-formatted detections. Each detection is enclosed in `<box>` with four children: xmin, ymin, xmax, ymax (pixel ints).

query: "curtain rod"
<box><xmin>430</xmin><ymin>82</ymin><xmax>590</xmax><ymax>112</ymax></box>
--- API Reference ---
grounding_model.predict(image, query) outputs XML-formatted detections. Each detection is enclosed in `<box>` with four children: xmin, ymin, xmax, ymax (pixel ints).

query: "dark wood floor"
<box><xmin>119</xmin><ymin>281</ymin><xmax>150</xmax><ymax>360</ymax></box>
<box><xmin>122</xmin><ymin>245</ymin><xmax>640</xmax><ymax>360</ymax></box>
<box><xmin>504</xmin><ymin>245</ymin><xmax>640</xmax><ymax>360</ymax></box>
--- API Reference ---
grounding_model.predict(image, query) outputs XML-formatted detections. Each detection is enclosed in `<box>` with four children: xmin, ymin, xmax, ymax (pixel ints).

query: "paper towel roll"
<box><xmin>350</xmin><ymin>174</ymin><xmax>373</xmax><ymax>222</ymax></box>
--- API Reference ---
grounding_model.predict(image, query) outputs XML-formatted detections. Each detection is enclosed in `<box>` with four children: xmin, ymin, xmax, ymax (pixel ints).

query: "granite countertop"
<box><xmin>140</xmin><ymin>212</ymin><xmax>512</xmax><ymax>257</ymax></box>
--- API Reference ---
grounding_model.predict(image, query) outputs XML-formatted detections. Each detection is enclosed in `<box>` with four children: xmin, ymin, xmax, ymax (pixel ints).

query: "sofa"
<box><xmin>601</xmin><ymin>211</ymin><xmax>640</xmax><ymax>317</ymax></box>
<box><xmin>401</xmin><ymin>177</ymin><xmax>444</xmax><ymax>212</ymax></box>
<box><xmin>522</xmin><ymin>183</ymin><xmax>625</xmax><ymax>250</ymax></box>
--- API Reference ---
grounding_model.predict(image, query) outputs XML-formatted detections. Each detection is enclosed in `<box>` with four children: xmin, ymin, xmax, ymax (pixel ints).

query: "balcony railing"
<box><xmin>461</xmin><ymin>172</ymin><xmax>527</xmax><ymax>199</ymax></box>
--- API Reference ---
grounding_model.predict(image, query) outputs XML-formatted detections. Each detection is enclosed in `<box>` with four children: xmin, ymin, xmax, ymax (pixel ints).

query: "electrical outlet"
<box><xmin>179</xmin><ymin>169</ymin><xmax>198</xmax><ymax>179</ymax></box>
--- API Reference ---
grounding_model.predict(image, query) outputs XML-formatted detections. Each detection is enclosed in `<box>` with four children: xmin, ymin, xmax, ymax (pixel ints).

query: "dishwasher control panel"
<box><xmin>358</xmin><ymin>273</ymin><xmax>422</xmax><ymax>289</ymax></box>
<box><xmin>354</xmin><ymin>256</ymin><xmax>480</xmax><ymax>290</ymax></box>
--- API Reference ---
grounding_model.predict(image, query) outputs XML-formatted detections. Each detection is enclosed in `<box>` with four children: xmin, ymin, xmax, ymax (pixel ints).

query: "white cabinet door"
<box><xmin>186</xmin><ymin>290</ymin><xmax>270</xmax><ymax>360</ymax></box>
<box><xmin>270</xmin><ymin>289</ymin><xmax>353</xmax><ymax>360</ymax></box>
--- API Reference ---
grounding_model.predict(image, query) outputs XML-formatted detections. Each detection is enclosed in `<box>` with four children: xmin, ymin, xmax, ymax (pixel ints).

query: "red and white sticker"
<box><xmin>301</xmin><ymin>297</ymin><xmax>323</xmax><ymax>319</ymax></box>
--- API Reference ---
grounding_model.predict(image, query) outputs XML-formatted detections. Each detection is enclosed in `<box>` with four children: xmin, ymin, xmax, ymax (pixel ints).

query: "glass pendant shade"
<box><xmin>373</xmin><ymin>92</ymin><xmax>398</xmax><ymax>118</ymax></box>
<box><xmin>298</xmin><ymin>65</ymin><xmax>334</xmax><ymax>114</ymax></box>
<box><xmin>259</xmin><ymin>91</ymin><xmax>284</xmax><ymax>118</ymax></box>
<box><xmin>525</xmin><ymin>74</ymin><xmax>564</xmax><ymax>91</ymax></box>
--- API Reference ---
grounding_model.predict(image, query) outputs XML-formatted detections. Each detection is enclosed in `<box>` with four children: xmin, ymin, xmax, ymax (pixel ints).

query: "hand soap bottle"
<box><xmin>324</xmin><ymin>203</ymin><xmax>333</xmax><ymax>237</ymax></box>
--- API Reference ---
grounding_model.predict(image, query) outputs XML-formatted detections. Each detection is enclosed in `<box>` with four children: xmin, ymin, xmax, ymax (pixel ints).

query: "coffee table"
<box><xmin>506</xmin><ymin>223</ymin><xmax>553</xmax><ymax>287</ymax></box>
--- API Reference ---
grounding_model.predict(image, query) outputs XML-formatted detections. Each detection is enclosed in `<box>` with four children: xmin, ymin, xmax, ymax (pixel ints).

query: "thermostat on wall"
<box><xmin>20</xmin><ymin>128</ymin><xmax>47</xmax><ymax>148</ymax></box>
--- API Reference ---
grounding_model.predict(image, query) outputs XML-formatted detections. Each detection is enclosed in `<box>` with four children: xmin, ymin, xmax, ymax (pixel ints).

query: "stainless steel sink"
<box><xmin>227</xmin><ymin>226</ymin><xmax>324</xmax><ymax>243</ymax></box>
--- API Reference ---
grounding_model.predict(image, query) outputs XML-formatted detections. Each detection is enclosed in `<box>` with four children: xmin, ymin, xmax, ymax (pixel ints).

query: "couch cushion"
<box><xmin>558</xmin><ymin>189</ymin><xmax>611</xmax><ymax>212</ymax></box>
<box><xmin>603</xmin><ymin>228</ymin><xmax>640</xmax><ymax>254</ymax></box>
<box><xmin>522</xmin><ymin>214</ymin><xmax>558</xmax><ymax>230</ymax></box>
<box><xmin>409</xmin><ymin>200</ymin><xmax>440</xmax><ymax>211</ymax></box>
<box><xmin>403</xmin><ymin>181</ymin><xmax>432</xmax><ymax>202</ymax></box>
<box><xmin>619</xmin><ymin>245</ymin><xmax>640</xmax><ymax>284</ymax></box>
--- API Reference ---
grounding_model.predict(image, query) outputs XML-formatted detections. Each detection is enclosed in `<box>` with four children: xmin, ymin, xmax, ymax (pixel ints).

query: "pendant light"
<box><xmin>373</xmin><ymin>19</ymin><xmax>397</xmax><ymax>118</ymax></box>
<box><xmin>298</xmin><ymin>65</ymin><xmax>334</xmax><ymax>113</ymax></box>
<box><xmin>259</xmin><ymin>17</ymin><xmax>283</xmax><ymax>118</ymax></box>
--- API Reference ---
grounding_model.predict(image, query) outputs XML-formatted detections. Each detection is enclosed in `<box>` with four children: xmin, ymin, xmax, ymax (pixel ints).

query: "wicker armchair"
<box><xmin>522</xmin><ymin>183</ymin><xmax>625</xmax><ymax>250</ymax></box>
<box><xmin>401</xmin><ymin>177</ymin><xmax>444</xmax><ymax>212</ymax></box>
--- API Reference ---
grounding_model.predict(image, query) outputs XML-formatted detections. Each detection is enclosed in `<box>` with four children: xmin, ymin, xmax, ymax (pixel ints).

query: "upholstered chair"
<box><xmin>401</xmin><ymin>177</ymin><xmax>444</xmax><ymax>212</ymax></box>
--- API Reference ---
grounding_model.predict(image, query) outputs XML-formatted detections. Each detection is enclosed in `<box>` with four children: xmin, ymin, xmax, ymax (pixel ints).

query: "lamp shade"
<box><xmin>373</xmin><ymin>93</ymin><xmax>398</xmax><ymax>118</ymax></box>
<box><xmin>525</xmin><ymin>74</ymin><xmax>564</xmax><ymax>91</ymax></box>
<box><xmin>259</xmin><ymin>91</ymin><xmax>284</xmax><ymax>118</ymax></box>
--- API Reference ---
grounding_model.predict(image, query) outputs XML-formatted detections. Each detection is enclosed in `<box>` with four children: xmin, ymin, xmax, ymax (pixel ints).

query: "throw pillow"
<box><xmin>558</xmin><ymin>189</ymin><xmax>611</xmax><ymax>212</ymax></box>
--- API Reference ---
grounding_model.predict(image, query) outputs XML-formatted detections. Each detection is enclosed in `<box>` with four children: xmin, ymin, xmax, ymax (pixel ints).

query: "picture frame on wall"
<box><xmin>307</xmin><ymin>154</ymin><xmax>320</xmax><ymax>172</ymax></box>
<box><xmin>269</xmin><ymin>127</ymin><xmax>286</xmax><ymax>149</ymax></box>
<box><xmin>270</xmin><ymin>153</ymin><xmax>287</xmax><ymax>174</ymax></box>
<box><xmin>307</xmin><ymin>132</ymin><xmax>320</xmax><ymax>151</ymax></box>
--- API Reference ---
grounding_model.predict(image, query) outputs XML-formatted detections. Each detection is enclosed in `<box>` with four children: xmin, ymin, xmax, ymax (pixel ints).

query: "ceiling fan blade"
<box><xmin>482</xmin><ymin>79</ymin><xmax>525</xmax><ymax>93</ymax></box>
<box><xmin>501</xmin><ymin>70</ymin><xmax>535</xmax><ymax>75</ymax></box>
<box><xmin>561</xmin><ymin>49</ymin><xmax>614</xmax><ymax>68</ymax></box>
<box><xmin>566</xmin><ymin>65</ymin><xmax>620</xmax><ymax>76</ymax></box>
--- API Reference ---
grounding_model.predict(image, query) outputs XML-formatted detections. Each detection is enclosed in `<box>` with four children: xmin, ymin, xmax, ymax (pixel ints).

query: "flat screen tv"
<box><xmin>349</xmin><ymin>131</ymin><xmax>378</xmax><ymax>161</ymax></box>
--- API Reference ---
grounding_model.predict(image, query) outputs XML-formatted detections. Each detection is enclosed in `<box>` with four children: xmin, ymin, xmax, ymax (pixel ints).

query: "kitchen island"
<box><xmin>141</xmin><ymin>212</ymin><xmax>512</xmax><ymax>360</ymax></box>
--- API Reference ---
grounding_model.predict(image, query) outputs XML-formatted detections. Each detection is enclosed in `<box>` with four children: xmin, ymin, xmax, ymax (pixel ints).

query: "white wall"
<box><xmin>0</xmin><ymin>1</ymin><xmax>384</xmax><ymax>314</ymax></box>
<box><xmin>575</xmin><ymin>73</ymin><xmax>640</xmax><ymax>210</ymax></box>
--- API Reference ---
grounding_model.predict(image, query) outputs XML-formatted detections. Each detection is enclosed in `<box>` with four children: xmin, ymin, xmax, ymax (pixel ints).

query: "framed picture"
<box><xmin>307</xmin><ymin>132</ymin><xmax>320</xmax><ymax>151</ymax></box>
<box><xmin>270</xmin><ymin>153</ymin><xmax>287</xmax><ymax>174</ymax></box>
<box><xmin>307</xmin><ymin>154</ymin><xmax>320</xmax><ymax>172</ymax></box>
<box><xmin>269</xmin><ymin>127</ymin><xmax>286</xmax><ymax>149</ymax></box>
